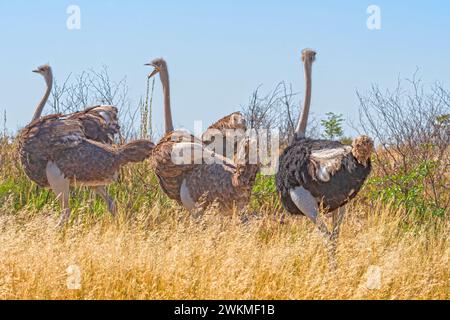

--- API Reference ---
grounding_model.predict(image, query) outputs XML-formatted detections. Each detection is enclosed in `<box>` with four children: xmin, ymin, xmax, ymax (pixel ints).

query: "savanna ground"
<box><xmin>0</xmin><ymin>72</ymin><xmax>448</xmax><ymax>300</ymax></box>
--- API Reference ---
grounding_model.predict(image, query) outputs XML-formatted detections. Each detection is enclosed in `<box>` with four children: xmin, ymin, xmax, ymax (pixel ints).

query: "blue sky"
<box><xmin>1</xmin><ymin>0</ymin><xmax>449</xmax><ymax>135</ymax></box>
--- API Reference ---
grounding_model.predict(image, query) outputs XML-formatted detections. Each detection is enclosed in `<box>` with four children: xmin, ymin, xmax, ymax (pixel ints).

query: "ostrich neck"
<box><xmin>32</xmin><ymin>77</ymin><xmax>53</xmax><ymax>122</ymax></box>
<box><xmin>160</xmin><ymin>69</ymin><xmax>174</xmax><ymax>134</ymax></box>
<box><xmin>295</xmin><ymin>61</ymin><xmax>312</xmax><ymax>138</ymax></box>
<box><xmin>234</xmin><ymin>164</ymin><xmax>260</xmax><ymax>187</ymax></box>
<box><xmin>233</xmin><ymin>142</ymin><xmax>259</xmax><ymax>187</ymax></box>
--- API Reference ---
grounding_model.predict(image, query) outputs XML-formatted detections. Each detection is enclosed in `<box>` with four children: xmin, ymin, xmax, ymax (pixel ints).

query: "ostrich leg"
<box><xmin>326</xmin><ymin>206</ymin><xmax>346</xmax><ymax>270</ymax></box>
<box><xmin>289</xmin><ymin>187</ymin><xmax>331</xmax><ymax>237</ymax></box>
<box><xmin>94</xmin><ymin>186</ymin><xmax>117</xmax><ymax>217</ymax></box>
<box><xmin>46</xmin><ymin>162</ymin><xmax>71</xmax><ymax>228</ymax></box>
<box><xmin>331</xmin><ymin>206</ymin><xmax>346</xmax><ymax>241</ymax></box>
<box><xmin>290</xmin><ymin>187</ymin><xmax>345</xmax><ymax>269</ymax></box>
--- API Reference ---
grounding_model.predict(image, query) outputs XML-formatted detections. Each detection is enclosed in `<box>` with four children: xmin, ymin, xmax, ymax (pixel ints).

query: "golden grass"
<box><xmin>0</xmin><ymin>200</ymin><xmax>448</xmax><ymax>300</ymax></box>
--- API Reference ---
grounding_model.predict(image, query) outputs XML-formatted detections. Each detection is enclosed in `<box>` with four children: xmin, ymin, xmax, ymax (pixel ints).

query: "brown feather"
<box><xmin>150</xmin><ymin>131</ymin><xmax>200</xmax><ymax>203</ymax></box>
<box><xmin>202</xmin><ymin>112</ymin><xmax>247</xmax><ymax>159</ymax></box>
<box><xmin>185</xmin><ymin>137</ymin><xmax>260</xmax><ymax>212</ymax></box>
<box><xmin>67</xmin><ymin>105</ymin><xmax>120</xmax><ymax>144</ymax></box>
<box><xmin>151</xmin><ymin>112</ymin><xmax>247</xmax><ymax>205</ymax></box>
<box><xmin>19</xmin><ymin>111</ymin><xmax>152</xmax><ymax>188</ymax></box>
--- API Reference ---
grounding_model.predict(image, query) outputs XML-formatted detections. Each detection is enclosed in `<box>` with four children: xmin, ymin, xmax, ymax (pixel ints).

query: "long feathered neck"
<box><xmin>32</xmin><ymin>72</ymin><xmax>53</xmax><ymax>122</ymax></box>
<box><xmin>233</xmin><ymin>163</ymin><xmax>260</xmax><ymax>188</ymax></box>
<box><xmin>295</xmin><ymin>58</ymin><xmax>313</xmax><ymax>138</ymax></box>
<box><xmin>232</xmin><ymin>139</ymin><xmax>260</xmax><ymax>187</ymax></box>
<box><xmin>159</xmin><ymin>65</ymin><xmax>174</xmax><ymax>134</ymax></box>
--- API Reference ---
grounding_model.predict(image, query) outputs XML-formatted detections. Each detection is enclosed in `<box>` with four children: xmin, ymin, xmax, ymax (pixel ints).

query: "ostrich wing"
<box><xmin>305</xmin><ymin>154</ymin><xmax>372</xmax><ymax>211</ymax></box>
<box><xmin>172</xmin><ymin>142</ymin><xmax>236</xmax><ymax>168</ymax></box>
<box><xmin>19</xmin><ymin>116</ymin><xmax>86</xmax><ymax>187</ymax></box>
<box><xmin>305</xmin><ymin>141</ymin><xmax>371</xmax><ymax>211</ymax></box>
<box><xmin>68</xmin><ymin>105</ymin><xmax>120</xmax><ymax>144</ymax></box>
<box><xmin>309</xmin><ymin>146</ymin><xmax>354</xmax><ymax>182</ymax></box>
<box><xmin>19</xmin><ymin>115</ymin><xmax>85</xmax><ymax>155</ymax></box>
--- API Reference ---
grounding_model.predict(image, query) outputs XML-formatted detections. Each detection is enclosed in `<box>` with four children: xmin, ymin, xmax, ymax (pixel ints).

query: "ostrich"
<box><xmin>275</xmin><ymin>49</ymin><xmax>374</xmax><ymax>248</ymax></box>
<box><xmin>19</xmin><ymin>64</ymin><xmax>154</xmax><ymax>226</ymax></box>
<box><xmin>28</xmin><ymin>65</ymin><xmax>122</xmax><ymax>215</ymax></box>
<box><xmin>145</xmin><ymin>58</ymin><xmax>259</xmax><ymax>212</ymax></box>
<box><xmin>30</xmin><ymin>65</ymin><xmax>122</xmax><ymax>211</ymax></box>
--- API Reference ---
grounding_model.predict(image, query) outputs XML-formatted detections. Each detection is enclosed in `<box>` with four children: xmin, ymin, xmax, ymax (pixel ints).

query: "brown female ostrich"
<box><xmin>276</xmin><ymin>49</ymin><xmax>374</xmax><ymax>248</ymax></box>
<box><xmin>30</xmin><ymin>65</ymin><xmax>122</xmax><ymax>212</ymax></box>
<box><xmin>145</xmin><ymin>58</ymin><xmax>259</xmax><ymax>212</ymax></box>
<box><xmin>19</xmin><ymin>64</ymin><xmax>154</xmax><ymax>227</ymax></box>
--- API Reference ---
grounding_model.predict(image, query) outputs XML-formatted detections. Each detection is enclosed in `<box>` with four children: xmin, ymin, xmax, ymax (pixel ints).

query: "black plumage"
<box><xmin>276</xmin><ymin>137</ymin><xmax>372</xmax><ymax>215</ymax></box>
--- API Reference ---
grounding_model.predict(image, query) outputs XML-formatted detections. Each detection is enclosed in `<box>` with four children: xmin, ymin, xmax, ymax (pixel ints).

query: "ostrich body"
<box><xmin>277</xmin><ymin>137</ymin><xmax>373</xmax><ymax>215</ymax></box>
<box><xmin>180</xmin><ymin>137</ymin><xmax>260</xmax><ymax>213</ymax></box>
<box><xmin>146</xmin><ymin>58</ymin><xmax>258</xmax><ymax>211</ymax></box>
<box><xmin>275</xmin><ymin>49</ymin><xmax>374</xmax><ymax>245</ymax></box>
<box><xmin>20</xmin><ymin>115</ymin><xmax>152</xmax><ymax>187</ymax></box>
<box><xmin>19</xmin><ymin>65</ymin><xmax>154</xmax><ymax>226</ymax></box>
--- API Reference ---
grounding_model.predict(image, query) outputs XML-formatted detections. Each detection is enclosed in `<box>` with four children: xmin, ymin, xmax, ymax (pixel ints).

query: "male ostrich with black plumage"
<box><xmin>276</xmin><ymin>49</ymin><xmax>374</xmax><ymax>247</ymax></box>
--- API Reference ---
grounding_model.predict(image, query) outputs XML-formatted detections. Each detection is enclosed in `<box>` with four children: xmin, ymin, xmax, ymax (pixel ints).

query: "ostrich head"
<box><xmin>145</xmin><ymin>57</ymin><xmax>174</xmax><ymax>134</ymax></box>
<box><xmin>229</xmin><ymin>112</ymin><xmax>247</xmax><ymax>130</ymax></box>
<box><xmin>145</xmin><ymin>58</ymin><xmax>168</xmax><ymax>80</ymax></box>
<box><xmin>301</xmin><ymin>49</ymin><xmax>317</xmax><ymax>64</ymax></box>
<box><xmin>352</xmin><ymin>135</ymin><xmax>374</xmax><ymax>166</ymax></box>
<box><xmin>33</xmin><ymin>64</ymin><xmax>53</xmax><ymax>85</ymax></box>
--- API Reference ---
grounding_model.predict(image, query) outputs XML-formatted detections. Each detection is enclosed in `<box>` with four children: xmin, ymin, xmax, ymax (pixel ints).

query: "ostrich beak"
<box><xmin>147</xmin><ymin>66</ymin><xmax>160</xmax><ymax>79</ymax></box>
<box><xmin>32</xmin><ymin>69</ymin><xmax>40</xmax><ymax>73</ymax></box>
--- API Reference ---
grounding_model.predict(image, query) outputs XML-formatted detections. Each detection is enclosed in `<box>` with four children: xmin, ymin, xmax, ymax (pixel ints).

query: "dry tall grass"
<box><xmin>0</xmin><ymin>198</ymin><xmax>448</xmax><ymax>300</ymax></box>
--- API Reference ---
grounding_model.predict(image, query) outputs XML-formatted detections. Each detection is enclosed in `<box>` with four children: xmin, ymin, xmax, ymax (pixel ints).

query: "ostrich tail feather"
<box><xmin>119</xmin><ymin>140</ymin><xmax>154</xmax><ymax>165</ymax></box>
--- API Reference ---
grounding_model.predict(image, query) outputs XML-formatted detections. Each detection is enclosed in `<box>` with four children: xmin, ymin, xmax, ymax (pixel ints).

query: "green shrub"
<box><xmin>367</xmin><ymin>160</ymin><xmax>446</xmax><ymax>217</ymax></box>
